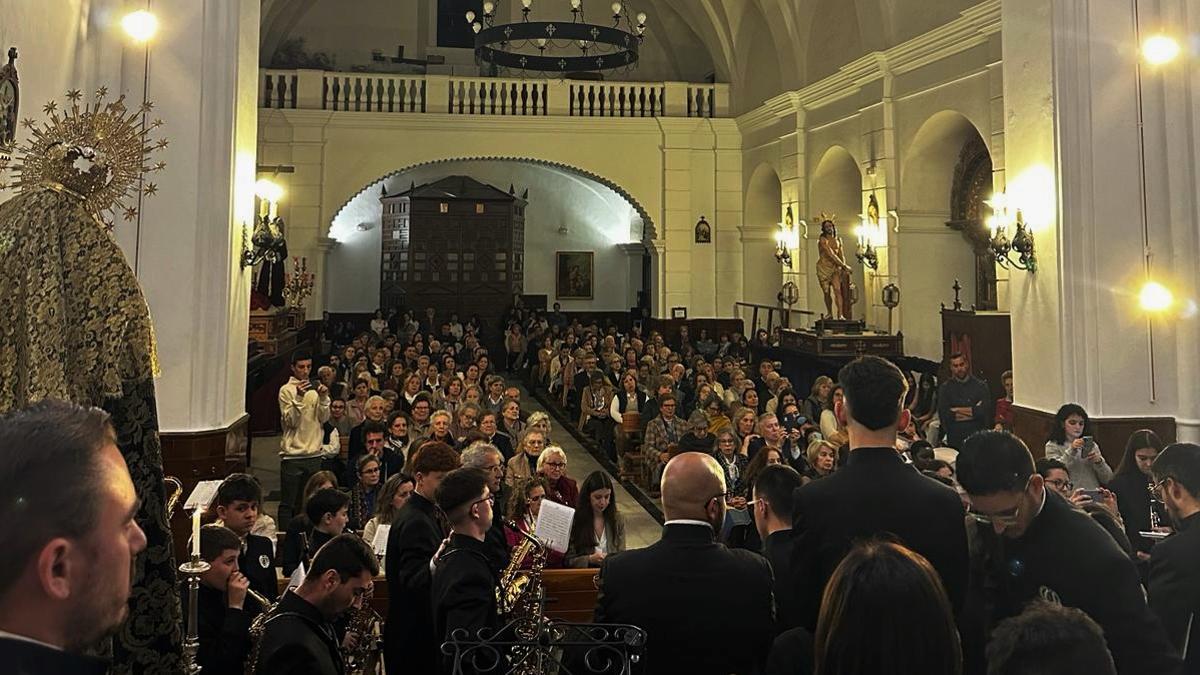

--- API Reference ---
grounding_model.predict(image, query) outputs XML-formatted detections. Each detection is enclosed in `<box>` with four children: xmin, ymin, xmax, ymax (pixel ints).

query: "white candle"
<box><xmin>192</xmin><ymin>508</ymin><xmax>201</xmax><ymax>558</ymax></box>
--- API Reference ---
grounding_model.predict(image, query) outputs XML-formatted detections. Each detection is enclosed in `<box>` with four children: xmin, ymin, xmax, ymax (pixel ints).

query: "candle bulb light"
<box><xmin>191</xmin><ymin>508</ymin><xmax>201</xmax><ymax>558</ymax></box>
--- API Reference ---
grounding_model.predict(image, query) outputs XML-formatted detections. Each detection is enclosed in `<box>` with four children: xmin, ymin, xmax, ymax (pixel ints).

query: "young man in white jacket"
<box><xmin>278</xmin><ymin>352</ymin><xmax>331</xmax><ymax>525</ymax></box>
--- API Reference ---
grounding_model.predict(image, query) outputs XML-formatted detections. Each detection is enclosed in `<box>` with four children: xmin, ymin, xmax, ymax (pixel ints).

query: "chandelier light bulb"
<box><xmin>537</xmin><ymin>38</ymin><xmax>548</xmax><ymax>47</ymax></box>
<box><xmin>483</xmin><ymin>1</ymin><xmax>495</xmax><ymax>15</ymax></box>
<box><xmin>523</xmin><ymin>0</ymin><xmax>533</xmax><ymax>7</ymax></box>
<box><xmin>612</xmin><ymin>2</ymin><xmax>622</xmax><ymax>14</ymax></box>
<box><xmin>1142</xmin><ymin>35</ymin><xmax>1181</xmax><ymax>65</ymax></box>
<box><xmin>636</xmin><ymin>11</ymin><xmax>647</xmax><ymax>24</ymax></box>
<box><xmin>121</xmin><ymin>10</ymin><xmax>159</xmax><ymax>43</ymax></box>
<box><xmin>571</xmin><ymin>0</ymin><xmax>581</xmax><ymax>9</ymax></box>
<box><xmin>472</xmin><ymin>21</ymin><xmax>483</xmax><ymax>34</ymax></box>
<box><xmin>1139</xmin><ymin>280</ymin><xmax>1175</xmax><ymax>313</ymax></box>
<box><xmin>465</xmin><ymin>10</ymin><xmax>476</xmax><ymax>22</ymax></box>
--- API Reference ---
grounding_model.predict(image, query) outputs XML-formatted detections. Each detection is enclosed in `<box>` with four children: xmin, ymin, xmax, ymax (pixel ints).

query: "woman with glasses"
<box><xmin>703</xmin><ymin>395</ymin><xmax>733</xmax><ymax>436</ymax></box>
<box><xmin>566</xmin><ymin>471</ymin><xmax>627</xmax><ymax>568</ymax></box>
<box><xmin>1108</xmin><ymin>429</ymin><xmax>1168</xmax><ymax>564</ymax></box>
<box><xmin>504</xmin><ymin>476</ymin><xmax>564</xmax><ymax>568</ymax></box>
<box><xmin>713</xmin><ymin>430</ymin><xmax>749</xmax><ymax>501</ymax></box>
<box><xmin>1045</xmin><ymin>404</ymin><xmax>1113</xmax><ymax>490</ymax></box>
<box><xmin>505</xmin><ymin>429</ymin><xmax>547</xmax><ymax>487</ymax></box>
<box><xmin>537</xmin><ymin>446</ymin><xmax>578</xmax><ymax>508</ymax></box>
<box><xmin>1036</xmin><ymin>458</ymin><xmax>1133</xmax><ymax>557</ymax></box>
<box><xmin>348</xmin><ymin>455</ymin><xmax>382</xmax><ymax>532</ymax></box>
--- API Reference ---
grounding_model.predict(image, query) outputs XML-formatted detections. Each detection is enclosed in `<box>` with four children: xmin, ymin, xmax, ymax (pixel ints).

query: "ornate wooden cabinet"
<box><xmin>380</xmin><ymin>176</ymin><xmax>526</xmax><ymax>325</ymax></box>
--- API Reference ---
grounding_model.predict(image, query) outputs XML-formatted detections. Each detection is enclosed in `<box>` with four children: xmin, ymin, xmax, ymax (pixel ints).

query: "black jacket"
<box><xmin>991</xmin><ymin>490</ymin><xmax>1182</xmax><ymax>675</ymax></box>
<box><xmin>0</xmin><ymin>636</ymin><xmax>108</xmax><ymax>675</ymax></box>
<box><xmin>593</xmin><ymin>522</ymin><xmax>776</xmax><ymax>675</ymax></box>
<box><xmin>791</xmin><ymin>446</ymin><xmax>969</xmax><ymax>630</ymax></box>
<box><xmin>254</xmin><ymin>590</ymin><xmax>344</xmax><ymax>675</ymax></box>
<box><xmin>763</xmin><ymin>529</ymin><xmax>803</xmax><ymax>633</ymax></box>
<box><xmin>431</xmin><ymin>533</ymin><xmax>501</xmax><ymax>670</ymax></box>
<box><xmin>1109</xmin><ymin>470</ymin><xmax>1166</xmax><ymax>556</ymax></box>
<box><xmin>1149</xmin><ymin>511</ymin><xmax>1200</xmax><ymax>671</ymax></box>
<box><xmin>184</xmin><ymin>582</ymin><xmax>260</xmax><ymax>675</ymax></box>
<box><xmin>384</xmin><ymin>491</ymin><xmax>446</xmax><ymax>674</ymax></box>
<box><xmin>485</xmin><ymin>487</ymin><xmax>512</xmax><ymax>574</ymax></box>
<box><xmin>241</xmin><ymin>532</ymin><xmax>279</xmax><ymax>601</ymax></box>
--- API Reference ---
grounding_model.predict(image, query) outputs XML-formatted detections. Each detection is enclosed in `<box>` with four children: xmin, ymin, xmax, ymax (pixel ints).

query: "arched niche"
<box><xmin>898</xmin><ymin>109</ymin><xmax>993</xmax><ymax>358</ymax></box>
<box><xmin>808</xmin><ymin>146</ymin><xmax>865</xmax><ymax>320</ymax></box>
<box><xmin>742</xmin><ymin>162</ymin><xmax>783</xmax><ymax>307</ymax></box>
<box><xmin>326</xmin><ymin>159</ymin><xmax>649</xmax><ymax>314</ymax></box>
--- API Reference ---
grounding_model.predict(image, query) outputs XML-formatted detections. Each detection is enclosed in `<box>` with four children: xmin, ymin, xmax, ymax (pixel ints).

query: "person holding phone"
<box><xmin>1044</xmin><ymin>404</ymin><xmax>1113</xmax><ymax>490</ymax></box>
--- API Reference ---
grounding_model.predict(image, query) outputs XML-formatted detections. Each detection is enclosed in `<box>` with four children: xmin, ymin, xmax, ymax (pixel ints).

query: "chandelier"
<box><xmin>466</xmin><ymin>0</ymin><xmax>648</xmax><ymax>77</ymax></box>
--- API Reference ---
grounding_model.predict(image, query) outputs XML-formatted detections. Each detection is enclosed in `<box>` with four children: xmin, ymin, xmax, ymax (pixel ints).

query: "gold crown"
<box><xmin>0</xmin><ymin>87</ymin><xmax>166</xmax><ymax>228</ymax></box>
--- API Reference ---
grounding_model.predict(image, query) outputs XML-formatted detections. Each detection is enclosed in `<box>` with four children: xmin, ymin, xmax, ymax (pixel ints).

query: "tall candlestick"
<box><xmin>191</xmin><ymin>508</ymin><xmax>201</xmax><ymax>558</ymax></box>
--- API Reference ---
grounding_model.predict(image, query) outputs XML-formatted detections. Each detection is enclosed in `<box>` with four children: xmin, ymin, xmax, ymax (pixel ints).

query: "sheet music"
<box><xmin>184</xmin><ymin>480</ymin><xmax>222</xmax><ymax>511</ymax></box>
<box><xmin>372</xmin><ymin>524</ymin><xmax>391</xmax><ymax>556</ymax></box>
<box><xmin>535</xmin><ymin>499</ymin><xmax>575</xmax><ymax>553</ymax></box>
<box><xmin>287</xmin><ymin>562</ymin><xmax>306</xmax><ymax>591</ymax></box>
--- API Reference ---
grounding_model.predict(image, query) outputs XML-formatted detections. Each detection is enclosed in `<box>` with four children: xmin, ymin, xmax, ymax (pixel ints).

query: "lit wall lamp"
<box><xmin>985</xmin><ymin>192</ymin><xmax>1037</xmax><ymax>272</ymax></box>
<box><xmin>855</xmin><ymin>194</ymin><xmax>882</xmax><ymax>270</ymax></box>
<box><xmin>775</xmin><ymin>205</ymin><xmax>799</xmax><ymax>268</ymax></box>
<box><xmin>241</xmin><ymin>178</ymin><xmax>287</xmax><ymax>268</ymax></box>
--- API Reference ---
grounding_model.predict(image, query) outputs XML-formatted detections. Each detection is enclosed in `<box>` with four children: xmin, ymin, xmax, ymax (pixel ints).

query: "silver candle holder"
<box><xmin>179</xmin><ymin>554</ymin><xmax>211</xmax><ymax>674</ymax></box>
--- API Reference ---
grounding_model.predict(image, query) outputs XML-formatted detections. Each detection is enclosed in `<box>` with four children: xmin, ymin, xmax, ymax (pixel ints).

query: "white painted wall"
<box><xmin>326</xmin><ymin>160</ymin><xmax>644</xmax><ymax>313</ymax></box>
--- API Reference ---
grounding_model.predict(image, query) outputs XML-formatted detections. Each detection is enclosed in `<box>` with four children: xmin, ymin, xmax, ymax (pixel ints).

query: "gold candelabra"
<box><xmin>283</xmin><ymin>256</ymin><xmax>314</xmax><ymax>309</ymax></box>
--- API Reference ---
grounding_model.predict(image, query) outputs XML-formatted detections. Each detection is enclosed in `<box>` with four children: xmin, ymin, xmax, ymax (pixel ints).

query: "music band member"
<box><xmin>189</xmin><ymin>524</ymin><xmax>263</xmax><ymax>675</ymax></box>
<box><xmin>432</xmin><ymin>468</ymin><xmax>501</xmax><ymax>671</ymax></box>
<box><xmin>253</xmin><ymin>534</ymin><xmax>379</xmax><ymax>675</ymax></box>
<box><xmin>214</xmin><ymin>473</ymin><xmax>279</xmax><ymax>602</ymax></box>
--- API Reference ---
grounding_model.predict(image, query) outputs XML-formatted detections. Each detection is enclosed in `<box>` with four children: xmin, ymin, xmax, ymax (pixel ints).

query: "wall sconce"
<box><xmin>774</xmin><ymin>205</ymin><xmax>798</xmax><ymax>268</ymax></box>
<box><xmin>985</xmin><ymin>192</ymin><xmax>1037</xmax><ymax>272</ymax></box>
<box><xmin>241</xmin><ymin>178</ymin><xmax>287</xmax><ymax>268</ymax></box>
<box><xmin>855</xmin><ymin>194</ymin><xmax>882</xmax><ymax>270</ymax></box>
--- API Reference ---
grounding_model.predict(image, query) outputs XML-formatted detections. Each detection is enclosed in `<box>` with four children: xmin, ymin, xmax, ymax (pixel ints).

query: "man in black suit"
<box><xmin>594</xmin><ymin>452</ymin><xmax>776</xmax><ymax>675</ymax></box>
<box><xmin>754</xmin><ymin>464</ymin><xmax>805</xmax><ymax>632</ymax></box>
<box><xmin>460</xmin><ymin>442</ymin><xmax>511</xmax><ymax>574</ymax></box>
<box><xmin>1149</xmin><ymin>442</ymin><xmax>1200</xmax><ymax>670</ymax></box>
<box><xmin>791</xmin><ymin>355</ymin><xmax>969</xmax><ymax>630</ymax></box>
<box><xmin>384</xmin><ymin>442</ymin><xmax>460</xmax><ymax>675</ymax></box>
<box><xmin>431</xmin><ymin>468</ymin><xmax>500</xmax><ymax>672</ymax></box>
<box><xmin>0</xmin><ymin>401</ymin><xmax>146</xmax><ymax>675</ymax></box>
<box><xmin>255</xmin><ymin>534</ymin><xmax>379</xmax><ymax>674</ymax></box>
<box><xmin>957</xmin><ymin>431</ymin><xmax>1182</xmax><ymax>675</ymax></box>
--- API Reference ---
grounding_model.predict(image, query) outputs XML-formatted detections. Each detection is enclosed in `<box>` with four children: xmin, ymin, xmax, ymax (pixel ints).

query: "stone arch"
<box><xmin>897</xmin><ymin>109</ymin><xmax>993</xmax><ymax>357</ymax></box>
<box><xmin>329</xmin><ymin>156</ymin><xmax>657</xmax><ymax>242</ymax></box>
<box><xmin>808</xmin><ymin>146</ymin><xmax>865</xmax><ymax>317</ymax></box>
<box><xmin>742</xmin><ymin>162</ymin><xmax>784</xmax><ymax>306</ymax></box>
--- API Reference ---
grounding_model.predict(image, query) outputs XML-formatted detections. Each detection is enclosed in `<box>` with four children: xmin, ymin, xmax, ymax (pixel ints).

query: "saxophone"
<box><xmin>342</xmin><ymin>584</ymin><xmax>385</xmax><ymax>675</ymax></box>
<box><xmin>244</xmin><ymin>588</ymin><xmax>279</xmax><ymax>675</ymax></box>
<box><xmin>499</xmin><ymin>522</ymin><xmax>548</xmax><ymax>634</ymax></box>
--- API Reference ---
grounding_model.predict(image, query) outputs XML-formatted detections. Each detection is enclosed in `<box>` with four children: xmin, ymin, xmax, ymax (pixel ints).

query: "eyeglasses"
<box><xmin>1044</xmin><ymin>478</ymin><xmax>1072</xmax><ymax>491</ymax></box>
<box><xmin>545</xmin><ymin>461</ymin><xmax>567</xmax><ymax>468</ymax></box>
<box><xmin>967</xmin><ymin>477</ymin><xmax>1032</xmax><ymax>526</ymax></box>
<box><xmin>528</xmin><ymin>494</ymin><xmax>545</xmax><ymax>502</ymax></box>
<box><xmin>1152</xmin><ymin>477</ymin><xmax>1171</xmax><ymax>501</ymax></box>
<box><xmin>470</xmin><ymin>494</ymin><xmax>495</xmax><ymax>509</ymax></box>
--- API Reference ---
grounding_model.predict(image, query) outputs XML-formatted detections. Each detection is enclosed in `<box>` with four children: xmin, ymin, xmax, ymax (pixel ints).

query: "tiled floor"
<box><xmin>248</xmin><ymin>388</ymin><xmax>664</xmax><ymax>550</ymax></box>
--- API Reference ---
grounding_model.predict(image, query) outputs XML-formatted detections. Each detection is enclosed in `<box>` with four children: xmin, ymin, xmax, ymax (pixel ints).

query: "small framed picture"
<box><xmin>555</xmin><ymin>251</ymin><xmax>594</xmax><ymax>300</ymax></box>
<box><xmin>671</xmin><ymin>307</ymin><xmax>688</xmax><ymax>320</ymax></box>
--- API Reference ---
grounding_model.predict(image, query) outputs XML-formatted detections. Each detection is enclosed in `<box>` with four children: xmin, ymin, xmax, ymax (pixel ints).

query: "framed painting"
<box><xmin>555</xmin><ymin>251</ymin><xmax>593</xmax><ymax>300</ymax></box>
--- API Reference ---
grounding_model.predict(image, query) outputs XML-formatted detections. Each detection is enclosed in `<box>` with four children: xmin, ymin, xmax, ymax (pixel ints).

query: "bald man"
<box><xmin>593</xmin><ymin>452</ymin><xmax>775</xmax><ymax>675</ymax></box>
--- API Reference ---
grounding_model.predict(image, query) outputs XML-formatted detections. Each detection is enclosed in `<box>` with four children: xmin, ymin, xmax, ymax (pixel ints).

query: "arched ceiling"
<box><xmin>260</xmin><ymin>0</ymin><xmax>982</xmax><ymax>96</ymax></box>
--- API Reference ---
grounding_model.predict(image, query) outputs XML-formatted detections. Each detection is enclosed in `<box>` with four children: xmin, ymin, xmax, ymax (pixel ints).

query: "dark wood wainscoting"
<box><xmin>161</xmin><ymin>414</ymin><xmax>249</xmax><ymax>562</ymax></box>
<box><xmin>1012</xmin><ymin>404</ymin><xmax>1176</xmax><ymax>467</ymax></box>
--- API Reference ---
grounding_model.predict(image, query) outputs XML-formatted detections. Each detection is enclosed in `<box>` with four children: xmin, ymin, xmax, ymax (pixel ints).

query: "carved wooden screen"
<box><xmin>946</xmin><ymin>135</ymin><xmax>997</xmax><ymax>310</ymax></box>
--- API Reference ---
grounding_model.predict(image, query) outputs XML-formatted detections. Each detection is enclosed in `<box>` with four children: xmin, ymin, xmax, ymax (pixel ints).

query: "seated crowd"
<box><xmin>3</xmin><ymin>305</ymin><xmax>1198</xmax><ymax>675</ymax></box>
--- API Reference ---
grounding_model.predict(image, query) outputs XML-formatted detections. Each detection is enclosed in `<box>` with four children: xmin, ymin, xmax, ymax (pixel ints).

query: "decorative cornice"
<box><xmin>735</xmin><ymin>0</ymin><xmax>1001</xmax><ymax>136</ymax></box>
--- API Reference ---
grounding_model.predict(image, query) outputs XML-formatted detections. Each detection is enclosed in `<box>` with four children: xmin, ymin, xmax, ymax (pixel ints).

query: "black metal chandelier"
<box><xmin>466</xmin><ymin>0</ymin><xmax>648</xmax><ymax>76</ymax></box>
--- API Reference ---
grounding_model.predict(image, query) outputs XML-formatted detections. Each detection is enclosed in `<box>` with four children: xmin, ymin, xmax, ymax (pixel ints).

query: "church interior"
<box><xmin>1</xmin><ymin>0</ymin><xmax>1199</xmax><ymax>673</ymax></box>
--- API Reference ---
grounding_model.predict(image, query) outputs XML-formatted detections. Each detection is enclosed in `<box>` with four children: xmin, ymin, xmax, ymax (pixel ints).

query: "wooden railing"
<box><xmin>260</xmin><ymin>69</ymin><xmax>730</xmax><ymax>118</ymax></box>
<box><xmin>734</xmin><ymin>302</ymin><xmax>817</xmax><ymax>335</ymax></box>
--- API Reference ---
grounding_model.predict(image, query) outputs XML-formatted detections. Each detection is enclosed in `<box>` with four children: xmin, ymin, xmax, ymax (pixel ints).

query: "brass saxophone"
<box><xmin>342</xmin><ymin>584</ymin><xmax>385</xmax><ymax>675</ymax></box>
<box><xmin>499</xmin><ymin>522</ymin><xmax>548</xmax><ymax>632</ymax></box>
<box><xmin>244</xmin><ymin>587</ymin><xmax>280</xmax><ymax>675</ymax></box>
<box><xmin>163</xmin><ymin>476</ymin><xmax>184</xmax><ymax>518</ymax></box>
